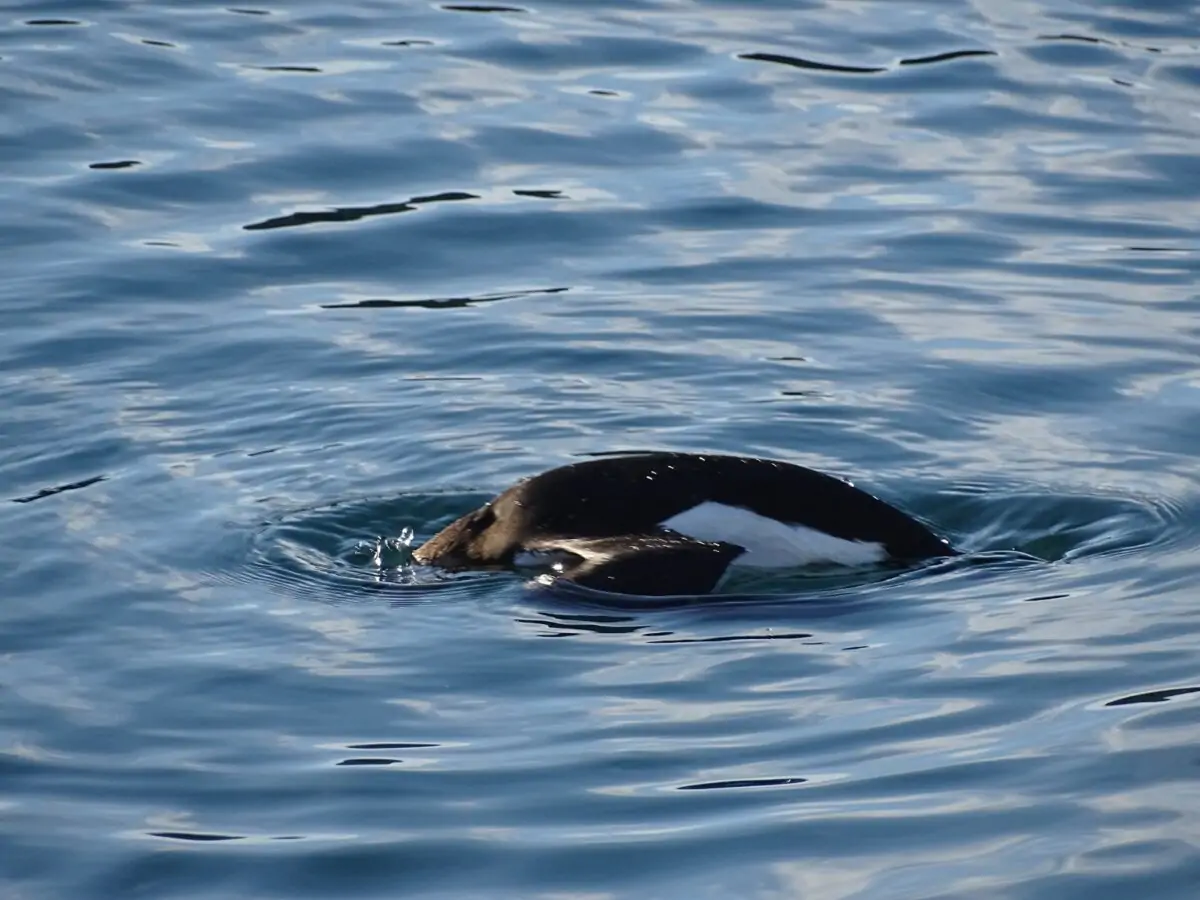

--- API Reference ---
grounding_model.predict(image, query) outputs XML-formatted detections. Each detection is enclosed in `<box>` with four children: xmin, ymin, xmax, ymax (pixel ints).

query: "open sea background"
<box><xmin>3</xmin><ymin>0</ymin><xmax>1200</xmax><ymax>897</ymax></box>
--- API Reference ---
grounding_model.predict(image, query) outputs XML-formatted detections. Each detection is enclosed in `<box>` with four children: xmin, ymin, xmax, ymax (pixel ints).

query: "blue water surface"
<box><xmin>3</xmin><ymin>1</ymin><xmax>1200</xmax><ymax>897</ymax></box>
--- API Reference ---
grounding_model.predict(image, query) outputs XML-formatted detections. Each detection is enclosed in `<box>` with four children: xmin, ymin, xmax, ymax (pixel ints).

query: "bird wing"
<box><xmin>527</xmin><ymin>533</ymin><xmax>745</xmax><ymax>596</ymax></box>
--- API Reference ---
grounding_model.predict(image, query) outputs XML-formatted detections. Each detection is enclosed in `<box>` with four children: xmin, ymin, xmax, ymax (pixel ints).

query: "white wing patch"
<box><xmin>660</xmin><ymin>501</ymin><xmax>886</xmax><ymax>568</ymax></box>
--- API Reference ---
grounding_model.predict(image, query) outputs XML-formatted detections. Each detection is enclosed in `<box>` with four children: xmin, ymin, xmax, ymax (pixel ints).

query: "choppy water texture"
<box><xmin>3</xmin><ymin>1</ymin><xmax>1200</xmax><ymax>897</ymax></box>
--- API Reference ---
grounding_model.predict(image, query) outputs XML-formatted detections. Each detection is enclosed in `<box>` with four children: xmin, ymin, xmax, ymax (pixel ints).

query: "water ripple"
<box><xmin>4</xmin><ymin>0</ymin><xmax>1200</xmax><ymax>896</ymax></box>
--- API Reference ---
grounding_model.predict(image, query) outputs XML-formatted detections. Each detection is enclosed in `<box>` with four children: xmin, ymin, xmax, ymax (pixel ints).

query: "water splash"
<box><xmin>363</xmin><ymin>525</ymin><xmax>416</xmax><ymax>573</ymax></box>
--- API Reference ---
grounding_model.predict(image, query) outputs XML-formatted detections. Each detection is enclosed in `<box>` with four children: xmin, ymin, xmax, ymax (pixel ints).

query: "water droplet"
<box><xmin>399</xmin><ymin>526</ymin><xmax>414</xmax><ymax>547</ymax></box>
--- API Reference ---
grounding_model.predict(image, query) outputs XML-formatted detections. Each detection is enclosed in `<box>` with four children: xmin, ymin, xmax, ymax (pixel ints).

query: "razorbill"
<box><xmin>413</xmin><ymin>452</ymin><xmax>954</xmax><ymax>596</ymax></box>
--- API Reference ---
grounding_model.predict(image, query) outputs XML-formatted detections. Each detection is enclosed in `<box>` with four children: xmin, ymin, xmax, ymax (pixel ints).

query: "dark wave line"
<box><xmin>513</xmin><ymin>188</ymin><xmax>565</xmax><ymax>199</ymax></box>
<box><xmin>149</xmin><ymin>831</ymin><xmax>241</xmax><ymax>842</ymax></box>
<box><xmin>321</xmin><ymin>286</ymin><xmax>567</xmax><ymax>310</ymax></box>
<box><xmin>12</xmin><ymin>475</ymin><xmax>106</xmax><ymax>504</ymax></box>
<box><xmin>441</xmin><ymin>4</ymin><xmax>526</xmax><ymax>12</ymax></box>
<box><xmin>1106</xmin><ymin>685</ymin><xmax>1200</xmax><ymax>707</ymax></box>
<box><xmin>649</xmin><ymin>632</ymin><xmax>813</xmax><ymax>644</ymax></box>
<box><xmin>679</xmin><ymin>777</ymin><xmax>807</xmax><ymax>791</ymax></box>
<box><xmin>516</xmin><ymin>616</ymin><xmax>640</xmax><ymax>636</ymax></box>
<box><xmin>742</xmin><ymin>48</ymin><xmax>995</xmax><ymax>75</ymax></box>
<box><xmin>739</xmin><ymin>52</ymin><xmax>885</xmax><ymax>74</ymax></box>
<box><xmin>899</xmin><ymin>49</ymin><xmax>997</xmax><ymax>66</ymax></box>
<box><xmin>248</xmin><ymin>65</ymin><xmax>322</xmax><ymax>73</ymax></box>
<box><xmin>149</xmin><ymin>830</ymin><xmax>306</xmax><ymax>842</ymax></box>
<box><xmin>410</xmin><ymin>191</ymin><xmax>477</xmax><ymax>205</ymax></box>
<box><xmin>1039</xmin><ymin>33</ymin><xmax>1115</xmax><ymax>46</ymax></box>
<box><xmin>1038</xmin><ymin>32</ymin><xmax>1176</xmax><ymax>54</ymax></box>
<box><xmin>1022</xmin><ymin>593</ymin><xmax>1070</xmax><ymax>603</ymax></box>
<box><xmin>244</xmin><ymin>191</ymin><xmax>478</xmax><ymax>231</ymax></box>
<box><xmin>89</xmin><ymin>160</ymin><xmax>141</xmax><ymax>170</ymax></box>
